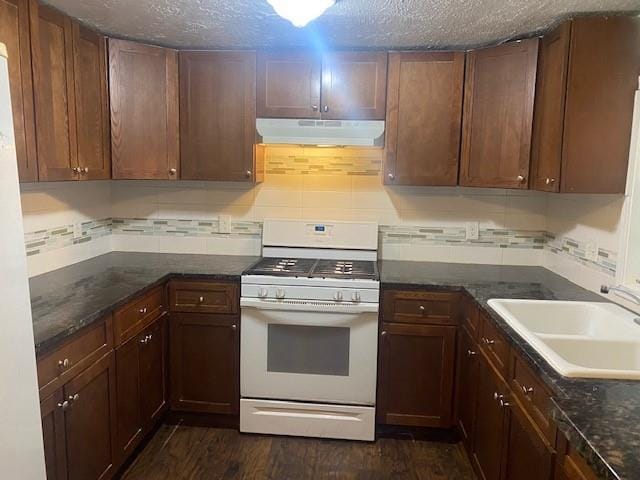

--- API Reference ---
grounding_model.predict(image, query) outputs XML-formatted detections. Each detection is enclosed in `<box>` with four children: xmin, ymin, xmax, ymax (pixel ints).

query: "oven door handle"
<box><xmin>240</xmin><ymin>297</ymin><xmax>379</xmax><ymax>314</ymax></box>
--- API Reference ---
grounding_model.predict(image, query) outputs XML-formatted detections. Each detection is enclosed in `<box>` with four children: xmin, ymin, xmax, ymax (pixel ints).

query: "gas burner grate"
<box><xmin>311</xmin><ymin>260</ymin><xmax>378</xmax><ymax>280</ymax></box>
<box><xmin>245</xmin><ymin>257</ymin><xmax>316</xmax><ymax>277</ymax></box>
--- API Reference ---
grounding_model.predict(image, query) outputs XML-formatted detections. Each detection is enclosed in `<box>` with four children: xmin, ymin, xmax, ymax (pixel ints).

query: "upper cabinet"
<box><xmin>257</xmin><ymin>51</ymin><xmax>321</xmax><ymax>119</ymax></box>
<box><xmin>179</xmin><ymin>50</ymin><xmax>260</xmax><ymax>182</ymax></box>
<box><xmin>72</xmin><ymin>24</ymin><xmax>110</xmax><ymax>180</ymax></box>
<box><xmin>0</xmin><ymin>0</ymin><xmax>37</xmax><ymax>182</ymax></box>
<box><xmin>384</xmin><ymin>51</ymin><xmax>464</xmax><ymax>186</ymax></box>
<box><xmin>460</xmin><ymin>39</ymin><xmax>538</xmax><ymax>189</ymax></box>
<box><xmin>256</xmin><ymin>50</ymin><xmax>387</xmax><ymax>120</ymax></box>
<box><xmin>532</xmin><ymin>17</ymin><xmax>640</xmax><ymax>194</ymax></box>
<box><xmin>109</xmin><ymin>39</ymin><xmax>179</xmax><ymax>180</ymax></box>
<box><xmin>29</xmin><ymin>0</ymin><xmax>77</xmax><ymax>181</ymax></box>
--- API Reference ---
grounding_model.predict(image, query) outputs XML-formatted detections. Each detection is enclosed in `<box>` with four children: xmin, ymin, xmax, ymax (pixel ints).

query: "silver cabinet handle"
<box><xmin>387</xmin><ymin>173</ymin><xmax>395</xmax><ymax>181</ymax></box>
<box><xmin>500</xmin><ymin>398</ymin><xmax>511</xmax><ymax>408</ymax></box>
<box><xmin>517</xmin><ymin>175</ymin><xmax>526</xmax><ymax>183</ymax></box>
<box><xmin>232</xmin><ymin>324</ymin><xmax>237</xmax><ymax>330</ymax></box>
<box><xmin>545</xmin><ymin>178</ymin><xmax>556</xmax><ymax>185</ymax></box>
<box><xmin>419</xmin><ymin>305</ymin><xmax>426</xmax><ymax>313</ymax></box>
<box><xmin>198</xmin><ymin>296</ymin><xmax>205</xmax><ymax>304</ymax></box>
<box><xmin>311</xmin><ymin>105</ymin><xmax>318</xmax><ymax>111</ymax></box>
<box><xmin>169</xmin><ymin>168</ymin><xmax>177</xmax><ymax>176</ymax></box>
<box><xmin>381</xmin><ymin>331</ymin><xmax>387</xmax><ymax>337</ymax></box>
<box><xmin>139</xmin><ymin>307</ymin><xmax>147</xmax><ymax>315</ymax></box>
<box><xmin>467</xmin><ymin>349</ymin><xmax>477</xmax><ymax>357</ymax></box>
<box><xmin>57</xmin><ymin>400</ymin><xmax>70</xmax><ymax>411</ymax></box>
<box><xmin>68</xmin><ymin>394</ymin><xmax>79</xmax><ymax>403</ymax></box>
<box><xmin>323</xmin><ymin>105</ymin><xmax>329</xmax><ymax>112</ymax></box>
<box><xmin>80</xmin><ymin>167</ymin><xmax>88</xmax><ymax>175</ymax></box>
<box><xmin>521</xmin><ymin>385</ymin><xmax>534</xmax><ymax>395</ymax></box>
<box><xmin>58</xmin><ymin>358</ymin><xmax>71</xmax><ymax>370</ymax></box>
<box><xmin>246</xmin><ymin>170</ymin><xmax>252</xmax><ymax>178</ymax></box>
<box><xmin>140</xmin><ymin>337</ymin><xmax>148</xmax><ymax>344</ymax></box>
<box><xmin>482</xmin><ymin>337</ymin><xmax>495</xmax><ymax>345</ymax></box>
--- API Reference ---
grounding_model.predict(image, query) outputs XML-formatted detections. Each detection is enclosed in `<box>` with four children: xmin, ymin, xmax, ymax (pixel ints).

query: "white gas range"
<box><xmin>240</xmin><ymin>220</ymin><xmax>380</xmax><ymax>441</ymax></box>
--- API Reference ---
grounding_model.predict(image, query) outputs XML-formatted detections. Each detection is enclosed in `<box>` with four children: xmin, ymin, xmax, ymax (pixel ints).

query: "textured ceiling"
<box><xmin>43</xmin><ymin>0</ymin><xmax>640</xmax><ymax>49</ymax></box>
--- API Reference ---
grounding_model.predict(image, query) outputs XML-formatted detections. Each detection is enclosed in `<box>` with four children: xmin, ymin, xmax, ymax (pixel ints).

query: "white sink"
<box><xmin>488</xmin><ymin>299</ymin><xmax>640</xmax><ymax>380</ymax></box>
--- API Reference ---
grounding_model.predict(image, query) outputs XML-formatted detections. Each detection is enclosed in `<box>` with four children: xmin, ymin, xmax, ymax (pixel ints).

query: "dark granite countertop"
<box><xmin>30</xmin><ymin>255</ymin><xmax>639</xmax><ymax>479</ymax></box>
<box><xmin>29</xmin><ymin>252</ymin><xmax>259</xmax><ymax>355</ymax></box>
<box><xmin>379</xmin><ymin>260</ymin><xmax>640</xmax><ymax>480</ymax></box>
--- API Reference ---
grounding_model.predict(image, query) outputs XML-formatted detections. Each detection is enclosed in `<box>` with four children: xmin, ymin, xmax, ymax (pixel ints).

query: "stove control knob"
<box><xmin>258</xmin><ymin>287</ymin><xmax>268</xmax><ymax>298</ymax></box>
<box><xmin>275</xmin><ymin>288</ymin><xmax>285</xmax><ymax>299</ymax></box>
<box><xmin>351</xmin><ymin>291</ymin><xmax>361</xmax><ymax>303</ymax></box>
<box><xmin>333</xmin><ymin>291</ymin><xmax>343</xmax><ymax>302</ymax></box>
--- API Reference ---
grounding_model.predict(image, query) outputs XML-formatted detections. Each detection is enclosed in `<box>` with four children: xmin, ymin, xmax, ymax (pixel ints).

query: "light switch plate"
<box><xmin>585</xmin><ymin>241</ymin><xmax>598</xmax><ymax>262</ymax></box>
<box><xmin>466</xmin><ymin>222</ymin><xmax>479</xmax><ymax>240</ymax></box>
<box><xmin>218</xmin><ymin>215</ymin><xmax>231</xmax><ymax>234</ymax></box>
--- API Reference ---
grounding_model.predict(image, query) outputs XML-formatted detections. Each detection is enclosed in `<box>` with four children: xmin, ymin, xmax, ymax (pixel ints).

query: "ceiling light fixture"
<box><xmin>266</xmin><ymin>0</ymin><xmax>336</xmax><ymax>28</ymax></box>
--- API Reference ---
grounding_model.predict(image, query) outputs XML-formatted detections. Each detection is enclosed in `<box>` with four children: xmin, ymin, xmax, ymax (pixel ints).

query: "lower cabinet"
<box><xmin>40</xmin><ymin>352</ymin><xmax>117</xmax><ymax>480</ymax></box>
<box><xmin>170</xmin><ymin>313</ymin><xmax>239</xmax><ymax>414</ymax></box>
<box><xmin>115</xmin><ymin>316</ymin><xmax>168</xmax><ymax>462</ymax></box>
<box><xmin>455</xmin><ymin>325</ymin><xmax>480</xmax><ymax>448</ymax></box>
<box><xmin>377</xmin><ymin>322</ymin><xmax>456</xmax><ymax>427</ymax></box>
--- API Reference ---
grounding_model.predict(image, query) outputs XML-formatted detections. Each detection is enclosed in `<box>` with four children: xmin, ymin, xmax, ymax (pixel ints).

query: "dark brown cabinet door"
<box><xmin>456</xmin><ymin>326</ymin><xmax>480</xmax><ymax>449</ymax></box>
<box><xmin>502</xmin><ymin>397</ymin><xmax>555</xmax><ymax>480</ymax></box>
<box><xmin>109</xmin><ymin>39</ymin><xmax>179</xmax><ymax>180</ymax></box>
<box><xmin>40</xmin><ymin>390</ymin><xmax>68</xmax><ymax>480</ymax></box>
<box><xmin>561</xmin><ymin>17</ymin><xmax>640</xmax><ymax>193</ymax></box>
<box><xmin>170</xmin><ymin>313</ymin><xmax>239</xmax><ymax>414</ymax></box>
<box><xmin>179</xmin><ymin>51</ymin><xmax>257</xmax><ymax>182</ymax></box>
<box><xmin>72</xmin><ymin>24</ymin><xmax>110</xmax><ymax>180</ymax></box>
<box><xmin>139</xmin><ymin>317</ymin><xmax>168</xmax><ymax>425</ymax></box>
<box><xmin>0</xmin><ymin>0</ymin><xmax>37</xmax><ymax>182</ymax></box>
<box><xmin>471</xmin><ymin>354</ymin><xmax>509</xmax><ymax>480</ymax></box>
<box><xmin>460</xmin><ymin>39</ymin><xmax>538</xmax><ymax>189</ymax></box>
<box><xmin>320</xmin><ymin>51</ymin><xmax>388</xmax><ymax>120</ymax></box>
<box><xmin>63</xmin><ymin>352</ymin><xmax>116</xmax><ymax>480</ymax></box>
<box><xmin>29</xmin><ymin>0</ymin><xmax>78</xmax><ymax>181</ymax></box>
<box><xmin>377</xmin><ymin>322</ymin><xmax>456</xmax><ymax>428</ymax></box>
<box><xmin>115</xmin><ymin>334</ymin><xmax>142</xmax><ymax>461</ymax></box>
<box><xmin>385</xmin><ymin>51</ymin><xmax>464</xmax><ymax>186</ymax></box>
<box><xmin>257</xmin><ymin>51</ymin><xmax>321</xmax><ymax>119</ymax></box>
<box><xmin>531</xmin><ymin>22</ymin><xmax>570</xmax><ymax>192</ymax></box>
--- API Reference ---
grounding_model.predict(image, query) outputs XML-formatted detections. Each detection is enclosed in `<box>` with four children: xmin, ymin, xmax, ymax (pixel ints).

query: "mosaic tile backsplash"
<box><xmin>23</xmin><ymin>218</ymin><xmax>617</xmax><ymax>277</ymax></box>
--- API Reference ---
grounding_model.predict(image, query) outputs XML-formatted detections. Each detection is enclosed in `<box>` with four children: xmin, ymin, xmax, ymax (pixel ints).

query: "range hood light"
<box><xmin>266</xmin><ymin>0</ymin><xmax>336</xmax><ymax>28</ymax></box>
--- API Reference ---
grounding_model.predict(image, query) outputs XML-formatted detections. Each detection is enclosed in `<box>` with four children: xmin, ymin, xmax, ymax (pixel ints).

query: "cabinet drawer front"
<box><xmin>169</xmin><ymin>281</ymin><xmax>238</xmax><ymax>314</ymax></box>
<box><xmin>510</xmin><ymin>350</ymin><xmax>556</xmax><ymax>444</ymax></box>
<box><xmin>114</xmin><ymin>286</ymin><xmax>165</xmax><ymax>345</ymax></box>
<box><xmin>382</xmin><ymin>290</ymin><xmax>458</xmax><ymax>325</ymax></box>
<box><xmin>479</xmin><ymin>312</ymin><xmax>510</xmax><ymax>379</ymax></box>
<box><xmin>38</xmin><ymin>315</ymin><xmax>113</xmax><ymax>399</ymax></box>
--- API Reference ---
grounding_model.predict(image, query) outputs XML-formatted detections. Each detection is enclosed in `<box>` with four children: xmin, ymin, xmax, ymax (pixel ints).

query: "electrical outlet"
<box><xmin>218</xmin><ymin>215</ymin><xmax>231</xmax><ymax>234</ymax></box>
<box><xmin>466</xmin><ymin>222</ymin><xmax>479</xmax><ymax>240</ymax></box>
<box><xmin>585</xmin><ymin>241</ymin><xmax>598</xmax><ymax>262</ymax></box>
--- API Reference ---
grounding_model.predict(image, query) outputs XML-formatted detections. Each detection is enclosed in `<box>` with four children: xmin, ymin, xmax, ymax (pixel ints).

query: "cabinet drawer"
<box><xmin>37</xmin><ymin>315</ymin><xmax>113</xmax><ymax>400</ymax></box>
<box><xmin>114</xmin><ymin>286</ymin><xmax>165</xmax><ymax>345</ymax></box>
<box><xmin>510</xmin><ymin>350</ymin><xmax>556</xmax><ymax>444</ymax></box>
<box><xmin>169</xmin><ymin>281</ymin><xmax>238</xmax><ymax>314</ymax></box>
<box><xmin>479</xmin><ymin>312</ymin><xmax>510</xmax><ymax>379</ymax></box>
<box><xmin>382</xmin><ymin>290</ymin><xmax>459</xmax><ymax>325</ymax></box>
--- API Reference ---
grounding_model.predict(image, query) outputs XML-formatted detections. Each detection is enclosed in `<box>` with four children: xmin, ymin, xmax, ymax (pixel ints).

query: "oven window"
<box><xmin>267</xmin><ymin>324</ymin><xmax>350</xmax><ymax>376</ymax></box>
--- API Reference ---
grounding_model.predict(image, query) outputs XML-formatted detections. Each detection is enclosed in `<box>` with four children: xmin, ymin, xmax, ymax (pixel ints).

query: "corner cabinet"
<box><xmin>384</xmin><ymin>51</ymin><xmax>464</xmax><ymax>186</ymax></box>
<box><xmin>0</xmin><ymin>0</ymin><xmax>37</xmax><ymax>182</ymax></box>
<box><xmin>179</xmin><ymin>50</ymin><xmax>261</xmax><ymax>182</ymax></box>
<box><xmin>460</xmin><ymin>39</ymin><xmax>538</xmax><ymax>189</ymax></box>
<box><xmin>531</xmin><ymin>17</ymin><xmax>640</xmax><ymax>193</ymax></box>
<box><xmin>109</xmin><ymin>39</ymin><xmax>179</xmax><ymax>180</ymax></box>
<box><xmin>256</xmin><ymin>50</ymin><xmax>387</xmax><ymax>120</ymax></box>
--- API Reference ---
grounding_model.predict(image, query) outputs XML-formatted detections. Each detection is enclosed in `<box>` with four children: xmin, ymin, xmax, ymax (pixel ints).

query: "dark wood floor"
<box><xmin>121</xmin><ymin>424</ymin><xmax>475</xmax><ymax>480</ymax></box>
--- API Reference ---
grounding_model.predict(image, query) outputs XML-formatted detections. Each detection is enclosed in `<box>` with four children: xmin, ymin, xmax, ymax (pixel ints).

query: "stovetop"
<box><xmin>244</xmin><ymin>257</ymin><xmax>379</xmax><ymax>281</ymax></box>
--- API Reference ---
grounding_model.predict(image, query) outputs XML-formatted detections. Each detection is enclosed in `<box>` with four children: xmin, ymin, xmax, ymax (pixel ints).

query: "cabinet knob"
<box><xmin>381</xmin><ymin>331</ymin><xmax>387</xmax><ymax>337</ymax></box>
<box><xmin>482</xmin><ymin>337</ymin><xmax>495</xmax><ymax>346</ymax></box>
<box><xmin>80</xmin><ymin>167</ymin><xmax>89</xmax><ymax>175</ymax></box>
<box><xmin>500</xmin><ymin>398</ymin><xmax>511</xmax><ymax>408</ymax></box>
<box><xmin>140</xmin><ymin>337</ymin><xmax>147</xmax><ymax>344</ymax></box>
<box><xmin>387</xmin><ymin>173</ymin><xmax>395</xmax><ymax>181</ymax></box>
<box><xmin>57</xmin><ymin>400</ymin><xmax>70</xmax><ymax>411</ymax></box>
<box><xmin>419</xmin><ymin>305</ymin><xmax>425</xmax><ymax>313</ymax></box>
<box><xmin>232</xmin><ymin>324</ymin><xmax>237</xmax><ymax>330</ymax></box>
<box><xmin>466</xmin><ymin>349</ymin><xmax>477</xmax><ymax>357</ymax></box>
<box><xmin>545</xmin><ymin>178</ymin><xmax>556</xmax><ymax>185</ymax></box>
<box><xmin>72</xmin><ymin>167</ymin><xmax>80</xmax><ymax>174</ymax></box>
<box><xmin>311</xmin><ymin>105</ymin><xmax>318</xmax><ymax>112</ymax></box>
<box><xmin>68</xmin><ymin>394</ymin><xmax>79</xmax><ymax>403</ymax></box>
<box><xmin>323</xmin><ymin>105</ymin><xmax>329</xmax><ymax>113</ymax></box>
<box><xmin>169</xmin><ymin>168</ymin><xmax>177</xmax><ymax>175</ymax></box>
<box><xmin>521</xmin><ymin>385</ymin><xmax>534</xmax><ymax>395</ymax></box>
<box><xmin>517</xmin><ymin>175</ymin><xmax>526</xmax><ymax>183</ymax></box>
<box><xmin>198</xmin><ymin>296</ymin><xmax>204</xmax><ymax>304</ymax></box>
<box><xmin>139</xmin><ymin>307</ymin><xmax>147</xmax><ymax>315</ymax></box>
<box><xmin>58</xmin><ymin>358</ymin><xmax>71</xmax><ymax>370</ymax></box>
<box><xmin>246</xmin><ymin>170</ymin><xmax>252</xmax><ymax>178</ymax></box>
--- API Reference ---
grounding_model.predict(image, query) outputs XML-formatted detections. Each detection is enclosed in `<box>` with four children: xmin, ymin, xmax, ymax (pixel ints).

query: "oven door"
<box><xmin>240</xmin><ymin>298</ymin><xmax>379</xmax><ymax>406</ymax></box>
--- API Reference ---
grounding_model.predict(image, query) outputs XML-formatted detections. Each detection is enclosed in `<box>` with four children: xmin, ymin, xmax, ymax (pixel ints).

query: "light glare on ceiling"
<box><xmin>266</xmin><ymin>0</ymin><xmax>336</xmax><ymax>28</ymax></box>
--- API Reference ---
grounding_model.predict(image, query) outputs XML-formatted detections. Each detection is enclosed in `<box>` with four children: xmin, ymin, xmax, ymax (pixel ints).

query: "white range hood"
<box><xmin>256</xmin><ymin>118</ymin><xmax>385</xmax><ymax>147</ymax></box>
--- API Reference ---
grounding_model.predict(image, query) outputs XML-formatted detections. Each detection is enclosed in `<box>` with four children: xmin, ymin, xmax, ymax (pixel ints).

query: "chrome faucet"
<box><xmin>601</xmin><ymin>285</ymin><xmax>640</xmax><ymax>305</ymax></box>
